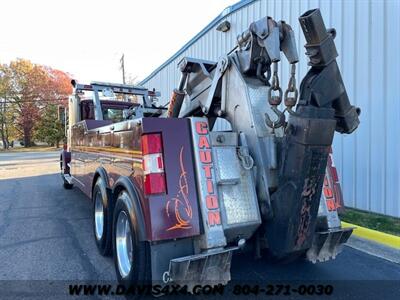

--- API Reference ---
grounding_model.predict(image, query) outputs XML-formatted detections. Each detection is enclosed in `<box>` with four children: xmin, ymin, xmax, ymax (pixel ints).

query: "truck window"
<box><xmin>79</xmin><ymin>100</ymin><xmax>135</xmax><ymax>122</ymax></box>
<box><xmin>102</xmin><ymin>108</ymin><xmax>124</xmax><ymax>123</ymax></box>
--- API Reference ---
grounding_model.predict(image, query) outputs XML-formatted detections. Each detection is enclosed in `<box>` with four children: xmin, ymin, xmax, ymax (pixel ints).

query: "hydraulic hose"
<box><xmin>167</xmin><ymin>72</ymin><xmax>188</xmax><ymax>118</ymax></box>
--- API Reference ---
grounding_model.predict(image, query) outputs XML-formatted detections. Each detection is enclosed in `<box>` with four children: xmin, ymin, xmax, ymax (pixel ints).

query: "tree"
<box><xmin>6</xmin><ymin>59</ymin><xmax>47</xmax><ymax>147</ymax></box>
<box><xmin>0</xmin><ymin>59</ymin><xmax>72</xmax><ymax>147</ymax></box>
<box><xmin>0</xmin><ymin>64</ymin><xmax>10</xmax><ymax>149</ymax></box>
<box><xmin>34</xmin><ymin>67</ymin><xmax>72</xmax><ymax>147</ymax></box>
<box><xmin>0</xmin><ymin>64</ymin><xmax>18</xmax><ymax>149</ymax></box>
<box><xmin>35</xmin><ymin>104</ymin><xmax>65</xmax><ymax>147</ymax></box>
<box><xmin>0</xmin><ymin>100</ymin><xmax>18</xmax><ymax>149</ymax></box>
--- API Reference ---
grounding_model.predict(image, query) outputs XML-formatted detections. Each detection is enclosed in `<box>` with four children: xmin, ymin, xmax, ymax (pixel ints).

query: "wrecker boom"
<box><xmin>167</xmin><ymin>8</ymin><xmax>359</xmax><ymax>261</ymax></box>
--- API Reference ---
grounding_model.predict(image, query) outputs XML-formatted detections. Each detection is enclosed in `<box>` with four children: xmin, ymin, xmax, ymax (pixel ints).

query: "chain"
<box><xmin>270</xmin><ymin>62</ymin><xmax>280</xmax><ymax>90</ymax></box>
<box><xmin>288</xmin><ymin>64</ymin><xmax>296</xmax><ymax>91</ymax></box>
<box><xmin>265</xmin><ymin>61</ymin><xmax>285</xmax><ymax>130</ymax></box>
<box><xmin>284</xmin><ymin>63</ymin><xmax>298</xmax><ymax>115</ymax></box>
<box><xmin>268</xmin><ymin>62</ymin><xmax>282</xmax><ymax>106</ymax></box>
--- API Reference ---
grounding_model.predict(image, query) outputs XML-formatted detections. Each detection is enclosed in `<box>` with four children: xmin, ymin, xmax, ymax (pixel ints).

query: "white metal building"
<box><xmin>140</xmin><ymin>0</ymin><xmax>400</xmax><ymax>218</ymax></box>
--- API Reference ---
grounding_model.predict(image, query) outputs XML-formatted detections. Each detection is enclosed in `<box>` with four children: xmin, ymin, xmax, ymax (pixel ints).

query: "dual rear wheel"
<box><xmin>92</xmin><ymin>179</ymin><xmax>150</xmax><ymax>287</ymax></box>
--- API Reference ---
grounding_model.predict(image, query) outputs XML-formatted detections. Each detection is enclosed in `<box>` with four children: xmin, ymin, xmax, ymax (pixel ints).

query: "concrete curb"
<box><xmin>346</xmin><ymin>235</ymin><xmax>400</xmax><ymax>264</ymax></box>
<box><xmin>342</xmin><ymin>221</ymin><xmax>400</xmax><ymax>250</ymax></box>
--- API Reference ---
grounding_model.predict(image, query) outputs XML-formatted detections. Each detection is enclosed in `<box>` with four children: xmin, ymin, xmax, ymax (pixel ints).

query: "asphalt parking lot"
<box><xmin>0</xmin><ymin>151</ymin><xmax>399</xmax><ymax>299</ymax></box>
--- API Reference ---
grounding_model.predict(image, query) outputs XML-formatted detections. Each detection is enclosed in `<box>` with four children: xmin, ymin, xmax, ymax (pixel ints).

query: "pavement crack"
<box><xmin>0</xmin><ymin>180</ymin><xmax>20</xmax><ymax>239</ymax></box>
<box><xmin>0</xmin><ymin>236</ymin><xmax>66</xmax><ymax>251</ymax></box>
<box><xmin>61</xmin><ymin>217</ymin><xmax>101</xmax><ymax>280</ymax></box>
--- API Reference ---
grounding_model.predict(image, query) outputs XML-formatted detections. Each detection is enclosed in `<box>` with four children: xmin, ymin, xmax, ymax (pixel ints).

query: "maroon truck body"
<box><xmin>70</xmin><ymin>117</ymin><xmax>201</xmax><ymax>241</ymax></box>
<box><xmin>61</xmin><ymin>9</ymin><xmax>359</xmax><ymax>287</ymax></box>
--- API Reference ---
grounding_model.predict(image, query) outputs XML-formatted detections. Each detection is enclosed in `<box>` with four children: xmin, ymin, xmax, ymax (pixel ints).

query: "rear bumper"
<box><xmin>306</xmin><ymin>227</ymin><xmax>353</xmax><ymax>263</ymax></box>
<box><xmin>164</xmin><ymin>246</ymin><xmax>238</xmax><ymax>287</ymax></box>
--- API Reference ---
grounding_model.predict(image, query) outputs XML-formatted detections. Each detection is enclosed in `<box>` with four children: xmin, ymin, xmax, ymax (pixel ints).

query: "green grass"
<box><xmin>339</xmin><ymin>207</ymin><xmax>400</xmax><ymax>236</ymax></box>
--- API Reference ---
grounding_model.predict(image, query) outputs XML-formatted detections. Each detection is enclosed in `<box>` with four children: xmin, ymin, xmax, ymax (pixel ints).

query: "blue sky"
<box><xmin>0</xmin><ymin>0</ymin><xmax>237</xmax><ymax>83</ymax></box>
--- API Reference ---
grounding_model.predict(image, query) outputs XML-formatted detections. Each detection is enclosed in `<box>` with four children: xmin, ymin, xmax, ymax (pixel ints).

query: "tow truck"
<box><xmin>60</xmin><ymin>9</ymin><xmax>360</xmax><ymax>288</ymax></box>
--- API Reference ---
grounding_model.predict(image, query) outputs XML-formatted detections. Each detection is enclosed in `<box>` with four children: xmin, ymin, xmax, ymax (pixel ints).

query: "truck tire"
<box><xmin>92</xmin><ymin>177</ymin><xmax>113</xmax><ymax>256</ymax></box>
<box><xmin>113</xmin><ymin>191</ymin><xmax>150</xmax><ymax>291</ymax></box>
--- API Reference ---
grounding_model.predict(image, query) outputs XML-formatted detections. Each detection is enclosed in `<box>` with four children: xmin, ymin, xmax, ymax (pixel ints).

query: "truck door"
<box><xmin>70</xmin><ymin>122</ymin><xmax>87</xmax><ymax>190</ymax></box>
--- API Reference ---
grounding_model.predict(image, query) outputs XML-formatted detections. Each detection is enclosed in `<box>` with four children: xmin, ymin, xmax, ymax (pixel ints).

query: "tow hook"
<box><xmin>238</xmin><ymin>238</ymin><xmax>246</xmax><ymax>250</ymax></box>
<box><xmin>237</xmin><ymin>148</ymin><xmax>254</xmax><ymax>170</ymax></box>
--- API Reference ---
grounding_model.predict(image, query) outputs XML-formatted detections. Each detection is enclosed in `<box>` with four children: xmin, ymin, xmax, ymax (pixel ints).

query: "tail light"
<box><xmin>141</xmin><ymin>133</ymin><xmax>166</xmax><ymax>195</ymax></box>
<box><xmin>322</xmin><ymin>149</ymin><xmax>344</xmax><ymax>213</ymax></box>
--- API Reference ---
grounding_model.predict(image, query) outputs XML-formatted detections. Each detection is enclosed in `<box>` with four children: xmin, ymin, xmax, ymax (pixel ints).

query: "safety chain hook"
<box><xmin>269</xmin><ymin>61</ymin><xmax>282</xmax><ymax>104</ymax></box>
<box><xmin>284</xmin><ymin>63</ymin><xmax>299</xmax><ymax>115</ymax></box>
<box><xmin>265</xmin><ymin>61</ymin><xmax>285</xmax><ymax>130</ymax></box>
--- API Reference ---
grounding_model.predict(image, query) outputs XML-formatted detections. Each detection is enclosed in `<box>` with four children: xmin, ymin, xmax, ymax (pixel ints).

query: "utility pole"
<box><xmin>120</xmin><ymin>54</ymin><xmax>126</xmax><ymax>84</ymax></box>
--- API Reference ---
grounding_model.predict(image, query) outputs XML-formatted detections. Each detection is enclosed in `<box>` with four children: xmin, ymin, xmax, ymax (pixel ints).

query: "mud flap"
<box><xmin>306</xmin><ymin>227</ymin><xmax>353</xmax><ymax>263</ymax></box>
<box><xmin>165</xmin><ymin>246</ymin><xmax>237</xmax><ymax>287</ymax></box>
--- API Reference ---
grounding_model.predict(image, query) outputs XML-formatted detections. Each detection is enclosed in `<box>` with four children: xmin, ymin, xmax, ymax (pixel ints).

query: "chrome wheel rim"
<box><xmin>116</xmin><ymin>210</ymin><xmax>133</xmax><ymax>278</ymax></box>
<box><xmin>94</xmin><ymin>191</ymin><xmax>104</xmax><ymax>240</ymax></box>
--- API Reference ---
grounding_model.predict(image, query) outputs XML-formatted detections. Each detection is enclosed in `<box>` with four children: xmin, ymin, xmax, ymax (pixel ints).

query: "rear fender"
<box><xmin>92</xmin><ymin>167</ymin><xmax>111</xmax><ymax>199</ymax></box>
<box><xmin>112</xmin><ymin>176</ymin><xmax>147</xmax><ymax>241</ymax></box>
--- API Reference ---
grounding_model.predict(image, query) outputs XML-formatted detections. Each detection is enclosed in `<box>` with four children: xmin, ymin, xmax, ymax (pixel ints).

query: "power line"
<box><xmin>120</xmin><ymin>54</ymin><xmax>126</xmax><ymax>85</ymax></box>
